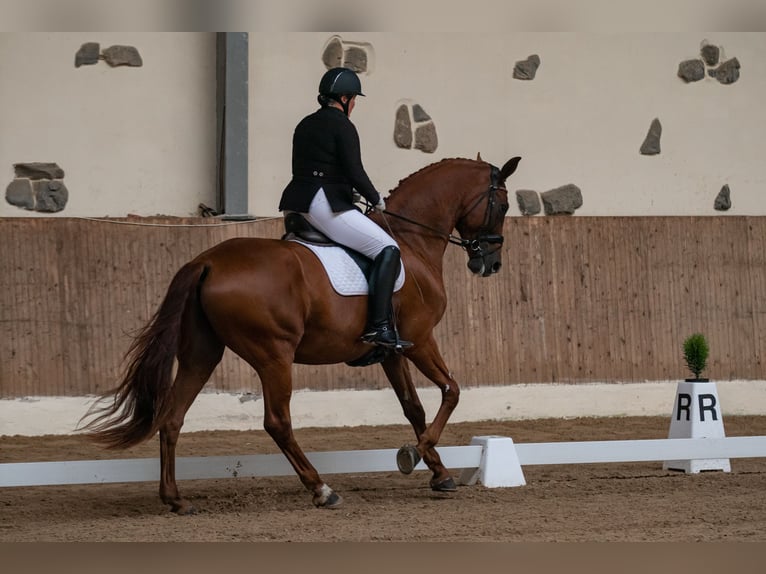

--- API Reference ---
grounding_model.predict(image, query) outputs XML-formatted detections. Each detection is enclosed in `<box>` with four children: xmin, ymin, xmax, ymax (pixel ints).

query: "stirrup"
<box><xmin>361</xmin><ymin>326</ymin><xmax>413</xmax><ymax>350</ymax></box>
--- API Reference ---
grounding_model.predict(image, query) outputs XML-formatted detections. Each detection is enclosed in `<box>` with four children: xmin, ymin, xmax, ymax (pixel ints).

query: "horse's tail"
<box><xmin>79</xmin><ymin>260</ymin><xmax>208</xmax><ymax>449</ymax></box>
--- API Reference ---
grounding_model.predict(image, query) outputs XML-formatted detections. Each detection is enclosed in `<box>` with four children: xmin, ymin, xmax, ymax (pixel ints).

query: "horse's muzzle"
<box><xmin>466</xmin><ymin>236</ymin><xmax>503</xmax><ymax>277</ymax></box>
<box><xmin>467</xmin><ymin>255</ymin><xmax>502</xmax><ymax>277</ymax></box>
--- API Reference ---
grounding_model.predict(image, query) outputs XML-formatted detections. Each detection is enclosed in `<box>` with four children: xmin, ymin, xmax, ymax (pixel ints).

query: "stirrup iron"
<box><xmin>361</xmin><ymin>325</ymin><xmax>413</xmax><ymax>351</ymax></box>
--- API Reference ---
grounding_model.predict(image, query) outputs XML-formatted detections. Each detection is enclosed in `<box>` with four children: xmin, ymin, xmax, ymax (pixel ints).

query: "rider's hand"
<box><xmin>375</xmin><ymin>198</ymin><xmax>386</xmax><ymax>213</ymax></box>
<box><xmin>352</xmin><ymin>191</ymin><xmax>362</xmax><ymax>203</ymax></box>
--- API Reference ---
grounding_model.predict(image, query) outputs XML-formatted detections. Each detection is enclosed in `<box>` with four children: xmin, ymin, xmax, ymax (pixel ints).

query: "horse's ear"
<box><xmin>476</xmin><ymin>152</ymin><xmax>483</xmax><ymax>162</ymax></box>
<box><xmin>499</xmin><ymin>156</ymin><xmax>521</xmax><ymax>182</ymax></box>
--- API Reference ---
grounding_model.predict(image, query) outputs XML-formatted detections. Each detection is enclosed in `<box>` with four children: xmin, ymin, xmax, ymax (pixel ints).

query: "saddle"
<box><xmin>281</xmin><ymin>213</ymin><xmax>387</xmax><ymax>368</ymax></box>
<box><xmin>281</xmin><ymin>212</ymin><xmax>374</xmax><ymax>280</ymax></box>
<box><xmin>281</xmin><ymin>212</ymin><xmax>334</xmax><ymax>245</ymax></box>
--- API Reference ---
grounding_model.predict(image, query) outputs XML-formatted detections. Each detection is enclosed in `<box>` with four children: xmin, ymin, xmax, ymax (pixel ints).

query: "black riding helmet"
<box><xmin>318</xmin><ymin>67</ymin><xmax>365</xmax><ymax>115</ymax></box>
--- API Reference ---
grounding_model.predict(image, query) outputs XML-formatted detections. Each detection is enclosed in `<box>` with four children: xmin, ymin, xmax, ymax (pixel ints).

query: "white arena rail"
<box><xmin>2</xmin><ymin>436</ymin><xmax>766</xmax><ymax>489</ymax></box>
<box><xmin>514</xmin><ymin>436</ymin><xmax>766</xmax><ymax>465</ymax></box>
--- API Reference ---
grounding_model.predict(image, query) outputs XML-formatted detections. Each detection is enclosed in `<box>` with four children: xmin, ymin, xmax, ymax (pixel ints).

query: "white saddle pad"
<box><xmin>291</xmin><ymin>240</ymin><xmax>405</xmax><ymax>296</ymax></box>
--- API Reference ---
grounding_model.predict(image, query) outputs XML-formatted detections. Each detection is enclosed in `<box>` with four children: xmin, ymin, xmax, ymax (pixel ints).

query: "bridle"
<box><xmin>377</xmin><ymin>164</ymin><xmax>506</xmax><ymax>259</ymax></box>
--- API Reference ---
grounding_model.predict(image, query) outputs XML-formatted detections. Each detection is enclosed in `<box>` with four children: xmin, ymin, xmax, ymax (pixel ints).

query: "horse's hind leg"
<box><xmin>381</xmin><ymin>353</ymin><xmax>455</xmax><ymax>491</ymax></box>
<box><xmin>254</xmin><ymin>358</ymin><xmax>342</xmax><ymax>509</ymax></box>
<box><xmin>158</xmin><ymin>321</ymin><xmax>224</xmax><ymax>514</ymax></box>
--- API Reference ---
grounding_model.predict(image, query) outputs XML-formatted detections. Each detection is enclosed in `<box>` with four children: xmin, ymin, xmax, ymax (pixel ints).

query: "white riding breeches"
<box><xmin>303</xmin><ymin>188</ymin><xmax>398</xmax><ymax>260</ymax></box>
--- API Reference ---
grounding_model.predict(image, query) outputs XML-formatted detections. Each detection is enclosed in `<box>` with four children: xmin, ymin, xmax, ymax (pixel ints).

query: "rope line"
<box><xmin>74</xmin><ymin>216</ymin><xmax>281</xmax><ymax>228</ymax></box>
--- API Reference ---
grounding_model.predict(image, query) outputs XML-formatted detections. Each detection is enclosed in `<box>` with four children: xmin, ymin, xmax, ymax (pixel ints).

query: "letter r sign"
<box><xmin>675</xmin><ymin>392</ymin><xmax>719</xmax><ymax>421</ymax></box>
<box><xmin>698</xmin><ymin>393</ymin><xmax>719</xmax><ymax>421</ymax></box>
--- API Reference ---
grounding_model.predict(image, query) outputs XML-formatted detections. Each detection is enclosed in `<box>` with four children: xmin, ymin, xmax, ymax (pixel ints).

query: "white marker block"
<box><xmin>458</xmin><ymin>435</ymin><xmax>526</xmax><ymax>487</ymax></box>
<box><xmin>663</xmin><ymin>381</ymin><xmax>731</xmax><ymax>473</ymax></box>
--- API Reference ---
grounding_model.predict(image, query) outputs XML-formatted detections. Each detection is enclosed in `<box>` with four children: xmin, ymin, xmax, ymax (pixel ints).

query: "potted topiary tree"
<box><xmin>683</xmin><ymin>333</ymin><xmax>709</xmax><ymax>382</ymax></box>
<box><xmin>664</xmin><ymin>332</ymin><xmax>730</xmax><ymax>473</ymax></box>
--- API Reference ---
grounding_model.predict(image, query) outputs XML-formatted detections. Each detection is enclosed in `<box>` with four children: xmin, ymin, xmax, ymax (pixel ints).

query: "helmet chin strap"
<box><xmin>328</xmin><ymin>94</ymin><xmax>351</xmax><ymax>116</ymax></box>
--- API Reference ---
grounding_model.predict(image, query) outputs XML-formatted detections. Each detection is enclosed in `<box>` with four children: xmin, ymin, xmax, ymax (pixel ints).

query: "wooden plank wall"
<box><xmin>1</xmin><ymin>216</ymin><xmax>764</xmax><ymax>398</ymax></box>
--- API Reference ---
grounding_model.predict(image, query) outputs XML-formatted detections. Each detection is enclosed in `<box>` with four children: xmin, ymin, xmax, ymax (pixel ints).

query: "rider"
<box><xmin>279</xmin><ymin>67</ymin><xmax>412</xmax><ymax>350</ymax></box>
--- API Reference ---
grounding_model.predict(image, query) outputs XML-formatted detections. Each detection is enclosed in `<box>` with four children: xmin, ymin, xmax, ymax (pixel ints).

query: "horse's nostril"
<box><xmin>467</xmin><ymin>258</ymin><xmax>484</xmax><ymax>274</ymax></box>
<box><xmin>491</xmin><ymin>262</ymin><xmax>502</xmax><ymax>273</ymax></box>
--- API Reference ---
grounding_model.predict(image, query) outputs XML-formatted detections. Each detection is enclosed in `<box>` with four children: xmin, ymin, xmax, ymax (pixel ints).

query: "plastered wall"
<box><xmin>2</xmin><ymin>32</ymin><xmax>765</xmax><ymax>218</ymax></box>
<box><xmin>250</xmin><ymin>32</ymin><xmax>766</xmax><ymax>217</ymax></box>
<box><xmin>0</xmin><ymin>32</ymin><xmax>216</xmax><ymax>217</ymax></box>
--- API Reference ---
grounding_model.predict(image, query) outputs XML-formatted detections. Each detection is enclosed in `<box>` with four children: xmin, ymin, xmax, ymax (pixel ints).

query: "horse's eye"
<box><xmin>500</xmin><ymin>203</ymin><xmax>509</xmax><ymax>213</ymax></box>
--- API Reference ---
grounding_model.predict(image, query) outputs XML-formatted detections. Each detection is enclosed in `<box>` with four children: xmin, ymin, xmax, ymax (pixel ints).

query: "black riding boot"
<box><xmin>361</xmin><ymin>246</ymin><xmax>413</xmax><ymax>349</ymax></box>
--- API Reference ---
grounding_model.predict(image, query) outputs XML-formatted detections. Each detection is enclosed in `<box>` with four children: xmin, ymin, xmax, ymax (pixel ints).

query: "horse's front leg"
<box><xmin>381</xmin><ymin>347</ymin><xmax>458</xmax><ymax>491</ymax></box>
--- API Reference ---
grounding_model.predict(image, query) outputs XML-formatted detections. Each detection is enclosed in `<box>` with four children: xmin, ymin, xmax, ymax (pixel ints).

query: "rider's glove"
<box><xmin>375</xmin><ymin>198</ymin><xmax>386</xmax><ymax>213</ymax></box>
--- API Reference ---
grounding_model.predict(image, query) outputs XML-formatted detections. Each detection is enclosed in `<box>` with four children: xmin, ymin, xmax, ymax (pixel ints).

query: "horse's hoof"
<box><xmin>172</xmin><ymin>502</ymin><xmax>198</xmax><ymax>515</ymax></box>
<box><xmin>318</xmin><ymin>492</ymin><xmax>344</xmax><ymax>509</ymax></box>
<box><xmin>313</xmin><ymin>484</ymin><xmax>343</xmax><ymax>509</ymax></box>
<box><xmin>396</xmin><ymin>444</ymin><xmax>421</xmax><ymax>475</ymax></box>
<box><xmin>430</xmin><ymin>476</ymin><xmax>457</xmax><ymax>492</ymax></box>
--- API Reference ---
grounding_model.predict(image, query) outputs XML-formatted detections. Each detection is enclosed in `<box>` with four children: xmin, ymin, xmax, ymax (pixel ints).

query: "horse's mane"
<box><xmin>388</xmin><ymin>157</ymin><xmax>482</xmax><ymax>196</ymax></box>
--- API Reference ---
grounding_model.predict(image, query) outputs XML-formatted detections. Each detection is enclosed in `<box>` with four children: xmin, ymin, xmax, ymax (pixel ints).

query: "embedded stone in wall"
<box><xmin>710</xmin><ymin>57</ymin><xmax>740</xmax><ymax>85</ymax></box>
<box><xmin>678</xmin><ymin>40</ymin><xmax>741</xmax><ymax>85</ymax></box>
<box><xmin>678</xmin><ymin>59</ymin><xmax>705</xmax><ymax>82</ymax></box>
<box><xmin>714</xmin><ymin>184</ymin><xmax>732</xmax><ymax>211</ymax></box>
<box><xmin>541</xmin><ymin>184</ymin><xmax>582</xmax><ymax>215</ymax></box>
<box><xmin>394</xmin><ymin>105</ymin><xmax>413</xmax><ymax>149</ymax></box>
<box><xmin>321</xmin><ymin>35</ymin><xmax>374</xmax><ymax>74</ymax></box>
<box><xmin>412</xmin><ymin>104</ymin><xmax>430</xmax><ymax>123</ymax></box>
<box><xmin>701</xmin><ymin>43</ymin><xmax>720</xmax><ymax>67</ymax></box>
<box><xmin>322</xmin><ymin>36</ymin><xmax>344</xmax><ymax>68</ymax></box>
<box><xmin>102</xmin><ymin>45</ymin><xmax>143</xmax><ymax>67</ymax></box>
<box><xmin>14</xmin><ymin>162</ymin><xmax>65</xmax><ymax>179</ymax></box>
<box><xmin>516</xmin><ymin>189</ymin><xmax>541</xmax><ymax>216</ymax></box>
<box><xmin>393</xmin><ymin>101</ymin><xmax>438</xmax><ymax>154</ymax></box>
<box><xmin>343</xmin><ymin>46</ymin><xmax>368</xmax><ymax>74</ymax></box>
<box><xmin>640</xmin><ymin>118</ymin><xmax>662</xmax><ymax>155</ymax></box>
<box><xmin>513</xmin><ymin>54</ymin><xmax>541</xmax><ymax>80</ymax></box>
<box><xmin>414</xmin><ymin>123</ymin><xmax>438</xmax><ymax>154</ymax></box>
<box><xmin>5</xmin><ymin>178</ymin><xmax>35</xmax><ymax>210</ymax></box>
<box><xmin>33</xmin><ymin>180</ymin><xmax>69</xmax><ymax>212</ymax></box>
<box><xmin>6</xmin><ymin>162</ymin><xmax>68</xmax><ymax>212</ymax></box>
<box><xmin>75</xmin><ymin>42</ymin><xmax>100</xmax><ymax>67</ymax></box>
<box><xmin>6</xmin><ymin>178</ymin><xmax>68</xmax><ymax>212</ymax></box>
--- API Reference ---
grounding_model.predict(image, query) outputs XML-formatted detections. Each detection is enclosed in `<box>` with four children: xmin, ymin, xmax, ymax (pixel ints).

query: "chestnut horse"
<box><xmin>81</xmin><ymin>156</ymin><xmax>521</xmax><ymax>513</ymax></box>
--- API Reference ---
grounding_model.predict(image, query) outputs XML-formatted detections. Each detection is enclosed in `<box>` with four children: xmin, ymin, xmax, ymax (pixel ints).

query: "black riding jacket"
<box><xmin>279</xmin><ymin>106</ymin><xmax>381</xmax><ymax>213</ymax></box>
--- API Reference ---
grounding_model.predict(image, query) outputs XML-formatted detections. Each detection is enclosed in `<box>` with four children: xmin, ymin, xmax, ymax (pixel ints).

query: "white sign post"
<box><xmin>663</xmin><ymin>381</ymin><xmax>731</xmax><ymax>473</ymax></box>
